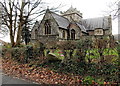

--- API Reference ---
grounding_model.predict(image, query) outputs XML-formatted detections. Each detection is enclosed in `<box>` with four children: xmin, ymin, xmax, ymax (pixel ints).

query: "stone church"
<box><xmin>31</xmin><ymin>6</ymin><xmax>112</xmax><ymax>43</ymax></box>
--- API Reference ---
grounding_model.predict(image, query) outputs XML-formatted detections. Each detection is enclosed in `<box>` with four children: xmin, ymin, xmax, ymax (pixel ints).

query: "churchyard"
<box><xmin>1</xmin><ymin>37</ymin><xmax>120</xmax><ymax>85</ymax></box>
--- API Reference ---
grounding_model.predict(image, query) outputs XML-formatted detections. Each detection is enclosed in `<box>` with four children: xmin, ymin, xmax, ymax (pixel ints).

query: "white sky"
<box><xmin>0</xmin><ymin>0</ymin><xmax>119</xmax><ymax>42</ymax></box>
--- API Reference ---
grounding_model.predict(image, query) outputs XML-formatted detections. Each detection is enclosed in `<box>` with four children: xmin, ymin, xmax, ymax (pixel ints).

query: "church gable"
<box><xmin>68</xmin><ymin>23</ymin><xmax>82</xmax><ymax>39</ymax></box>
<box><xmin>39</xmin><ymin>9</ymin><xmax>60</xmax><ymax>36</ymax></box>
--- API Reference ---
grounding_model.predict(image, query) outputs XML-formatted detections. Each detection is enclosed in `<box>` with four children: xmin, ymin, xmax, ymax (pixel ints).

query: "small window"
<box><xmin>63</xmin><ymin>30</ymin><xmax>65</xmax><ymax>38</ymax></box>
<box><xmin>44</xmin><ymin>20</ymin><xmax>51</xmax><ymax>34</ymax></box>
<box><xmin>71</xmin><ymin>29</ymin><xmax>75</xmax><ymax>40</ymax></box>
<box><xmin>94</xmin><ymin>28</ymin><xmax>103</xmax><ymax>35</ymax></box>
<box><xmin>35</xmin><ymin>29</ymin><xmax>38</xmax><ymax>39</ymax></box>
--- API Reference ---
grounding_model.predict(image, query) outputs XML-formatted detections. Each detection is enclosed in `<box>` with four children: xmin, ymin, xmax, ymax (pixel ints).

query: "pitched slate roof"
<box><xmin>40</xmin><ymin>9</ymin><xmax>111</xmax><ymax>32</ymax></box>
<box><xmin>50</xmin><ymin>12</ymin><xmax>70</xmax><ymax>29</ymax></box>
<box><xmin>81</xmin><ymin>16</ymin><xmax>111</xmax><ymax>31</ymax></box>
<box><xmin>50</xmin><ymin>10</ymin><xmax>87</xmax><ymax>33</ymax></box>
<box><xmin>50</xmin><ymin>9</ymin><xmax>111</xmax><ymax>32</ymax></box>
<box><xmin>76</xmin><ymin>22</ymin><xmax>87</xmax><ymax>32</ymax></box>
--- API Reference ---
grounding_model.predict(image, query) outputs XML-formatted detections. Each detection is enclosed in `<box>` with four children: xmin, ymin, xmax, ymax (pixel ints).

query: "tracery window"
<box><xmin>44</xmin><ymin>20</ymin><xmax>51</xmax><ymax>34</ymax></box>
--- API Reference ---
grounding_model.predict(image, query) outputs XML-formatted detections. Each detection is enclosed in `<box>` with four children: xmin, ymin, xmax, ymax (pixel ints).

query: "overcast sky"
<box><xmin>45</xmin><ymin>0</ymin><xmax>116</xmax><ymax>18</ymax></box>
<box><xmin>0</xmin><ymin>0</ymin><xmax>119</xmax><ymax>42</ymax></box>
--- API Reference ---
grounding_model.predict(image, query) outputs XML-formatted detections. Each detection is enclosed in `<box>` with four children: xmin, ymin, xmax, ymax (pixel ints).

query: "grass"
<box><xmin>44</xmin><ymin>48</ymin><xmax>118</xmax><ymax>64</ymax></box>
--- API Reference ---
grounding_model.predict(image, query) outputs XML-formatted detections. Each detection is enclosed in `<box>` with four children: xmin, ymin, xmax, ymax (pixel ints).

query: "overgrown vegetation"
<box><xmin>2</xmin><ymin>42</ymin><xmax>45</xmax><ymax>63</ymax></box>
<box><xmin>2</xmin><ymin>37</ymin><xmax>120</xmax><ymax>85</ymax></box>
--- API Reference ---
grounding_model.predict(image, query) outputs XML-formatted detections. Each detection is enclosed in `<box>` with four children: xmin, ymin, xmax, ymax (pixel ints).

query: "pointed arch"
<box><xmin>44</xmin><ymin>20</ymin><xmax>51</xmax><ymax>34</ymax></box>
<box><xmin>71</xmin><ymin>29</ymin><xmax>75</xmax><ymax>40</ymax></box>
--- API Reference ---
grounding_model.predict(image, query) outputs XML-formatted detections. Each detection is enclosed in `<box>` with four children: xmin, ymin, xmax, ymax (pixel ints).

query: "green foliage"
<box><xmin>87</xmin><ymin>63</ymin><xmax>119</xmax><ymax>82</ymax></box>
<box><xmin>83</xmin><ymin>76</ymin><xmax>94</xmax><ymax>84</ymax></box>
<box><xmin>40</xmin><ymin>58</ymin><xmax>86</xmax><ymax>75</ymax></box>
<box><xmin>32</xmin><ymin>42</ymin><xmax>45</xmax><ymax>57</ymax></box>
<box><xmin>2</xmin><ymin>37</ymin><xmax>119</xmax><ymax>84</ymax></box>
<box><xmin>56</xmin><ymin>41</ymin><xmax>76</xmax><ymax>63</ymax></box>
<box><xmin>57</xmin><ymin>41</ymin><xmax>76</xmax><ymax>50</ymax></box>
<box><xmin>39</xmin><ymin>59</ymin><xmax>119</xmax><ymax>83</ymax></box>
<box><xmin>75</xmin><ymin>39</ymin><xmax>93</xmax><ymax>63</ymax></box>
<box><xmin>3</xmin><ymin>43</ymin><xmax>45</xmax><ymax>63</ymax></box>
<box><xmin>24</xmin><ymin>45</ymin><xmax>33</xmax><ymax>63</ymax></box>
<box><xmin>33</xmin><ymin>47</ymin><xmax>41</xmax><ymax>58</ymax></box>
<box><xmin>60</xmin><ymin>59</ymin><xmax>78</xmax><ymax>74</ymax></box>
<box><xmin>85</xmin><ymin>48</ymin><xmax>118</xmax><ymax>64</ymax></box>
<box><xmin>52</xmin><ymin>49</ymin><xmax>64</xmax><ymax>60</ymax></box>
<box><xmin>11</xmin><ymin>47</ymin><xmax>25</xmax><ymax>62</ymax></box>
<box><xmin>11</xmin><ymin>47</ymin><xmax>20</xmax><ymax>59</ymax></box>
<box><xmin>116</xmin><ymin>44</ymin><xmax>120</xmax><ymax>65</ymax></box>
<box><xmin>82</xmin><ymin>76</ymin><xmax>105</xmax><ymax>84</ymax></box>
<box><xmin>76</xmin><ymin>39</ymin><xmax>92</xmax><ymax>49</ymax></box>
<box><xmin>2</xmin><ymin>43</ymin><xmax>12</xmax><ymax>49</ymax></box>
<box><xmin>2</xmin><ymin>47</ymin><xmax>12</xmax><ymax>58</ymax></box>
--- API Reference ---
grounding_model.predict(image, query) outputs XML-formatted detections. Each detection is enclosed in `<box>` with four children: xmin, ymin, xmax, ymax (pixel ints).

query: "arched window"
<box><xmin>63</xmin><ymin>30</ymin><xmax>65</xmax><ymax>39</ymax></box>
<box><xmin>35</xmin><ymin>29</ymin><xmax>38</xmax><ymax>39</ymax></box>
<box><xmin>71</xmin><ymin>29</ymin><xmax>75</xmax><ymax>40</ymax></box>
<box><xmin>45</xmin><ymin>20</ymin><xmax>51</xmax><ymax>34</ymax></box>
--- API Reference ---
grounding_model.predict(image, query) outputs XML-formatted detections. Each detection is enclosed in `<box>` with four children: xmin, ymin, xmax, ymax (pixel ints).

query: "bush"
<box><xmin>82</xmin><ymin>76</ymin><xmax>95</xmax><ymax>84</ymax></box>
<box><xmin>11</xmin><ymin>47</ymin><xmax>26</xmax><ymax>63</ymax></box>
<box><xmin>57</xmin><ymin>41</ymin><xmax>76</xmax><ymax>63</ymax></box>
<box><xmin>32</xmin><ymin>42</ymin><xmax>45</xmax><ymax>57</ymax></box>
<box><xmin>2</xmin><ymin>43</ymin><xmax>12</xmax><ymax>49</ymax></box>
<box><xmin>2</xmin><ymin>48</ymin><xmax>12</xmax><ymax>59</ymax></box>
<box><xmin>117</xmin><ymin>44</ymin><xmax>120</xmax><ymax>65</ymax></box>
<box><xmin>75</xmin><ymin>39</ymin><xmax>93</xmax><ymax>63</ymax></box>
<box><xmin>25</xmin><ymin>45</ymin><xmax>33</xmax><ymax>58</ymax></box>
<box><xmin>59</xmin><ymin>59</ymin><xmax>78</xmax><ymax>74</ymax></box>
<box><xmin>87</xmin><ymin>63</ymin><xmax>119</xmax><ymax>82</ymax></box>
<box><xmin>3</xmin><ymin>43</ymin><xmax>46</xmax><ymax>63</ymax></box>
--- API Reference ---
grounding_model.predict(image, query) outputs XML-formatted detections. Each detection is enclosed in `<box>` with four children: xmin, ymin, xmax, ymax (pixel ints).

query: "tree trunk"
<box><xmin>10</xmin><ymin>29</ymin><xmax>14</xmax><ymax>47</ymax></box>
<box><xmin>16</xmin><ymin>23</ymin><xmax>22</xmax><ymax>46</ymax></box>
<box><xmin>9</xmin><ymin>20</ymin><xmax>14</xmax><ymax>47</ymax></box>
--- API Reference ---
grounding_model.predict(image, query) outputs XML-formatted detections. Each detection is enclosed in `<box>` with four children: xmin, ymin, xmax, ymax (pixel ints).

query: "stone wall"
<box><xmin>88</xmin><ymin>31</ymin><xmax>94</xmax><ymax>35</ymax></box>
<box><xmin>31</xmin><ymin>21</ymin><xmax>40</xmax><ymax>39</ymax></box>
<box><xmin>38</xmin><ymin>35</ymin><xmax>59</xmax><ymax>44</ymax></box>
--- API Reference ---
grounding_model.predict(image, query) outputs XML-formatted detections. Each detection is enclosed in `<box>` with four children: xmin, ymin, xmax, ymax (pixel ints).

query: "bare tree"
<box><xmin>0</xmin><ymin>0</ymin><xmax>60</xmax><ymax>47</ymax></box>
<box><xmin>105</xmin><ymin>0</ymin><xmax>120</xmax><ymax>19</ymax></box>
<box><xmin>0</xmin><ymin>3</ymin><xmax>8</xmax><ymax>38</ymax></box>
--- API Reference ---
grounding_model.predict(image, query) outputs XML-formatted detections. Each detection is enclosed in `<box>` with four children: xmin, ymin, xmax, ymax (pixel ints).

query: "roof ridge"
<box><xmin>83</xmin><ymin>16</ymin><xmax>110</xmax><ymax>20</ymax></box>
<box><xmin>50</xmin><ymin>11</ymin><xmax>70</xmax><ymax>22</ymax></box>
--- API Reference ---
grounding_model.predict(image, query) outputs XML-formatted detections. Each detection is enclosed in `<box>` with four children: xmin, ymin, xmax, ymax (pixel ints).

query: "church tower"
<box><xmin>61</xmin><ymin>6</ymin><xmax>82</xmax><ymax>22</ymax></box>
